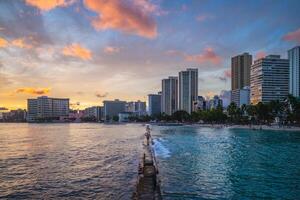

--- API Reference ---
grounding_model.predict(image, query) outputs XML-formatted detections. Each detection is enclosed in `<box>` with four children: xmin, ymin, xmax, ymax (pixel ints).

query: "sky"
<box><xmin>0</xmin><ymin>0</ymin><xmax>300</xmax><ymax>110</ymax></box>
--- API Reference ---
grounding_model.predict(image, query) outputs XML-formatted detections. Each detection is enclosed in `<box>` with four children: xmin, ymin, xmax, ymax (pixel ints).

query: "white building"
<box><xmin>250</xmin><ymin>55</ymin><xmax>289</xmax><ymax>104</ymax></box>
<box><xmin>288</xmin><ymin>46</ymin><xmax>300</xmax><ymax>97</ymax></box>
<box><xmin>126</xmin><ymin>100</ymin><xmax>146</xmax><ymax>116</ymax></box>
<box><xmin>178</xmin><ymin>68</ymin><xmax>198</xmax><ymax>114</ymax></box>
<box><xmin>162</xmin><ymin>76</ymin><xmax>178</xmax><ymax>115</ymax></box>
<box><xmin>84</xmin><ymin>106</ymin><xmax>102</xmax><ymax>121</ymax></box>
<box><xmin>118</xmin><ymin>112</ymin><xmax>132</xmax><ymax>122</ymax></box>
<box><xmin>231</xmin><ymin>87</ymin><xmax>250</xmax><ymax>107</ymax></box>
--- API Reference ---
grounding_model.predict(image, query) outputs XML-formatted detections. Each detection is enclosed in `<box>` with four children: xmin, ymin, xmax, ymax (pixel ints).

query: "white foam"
<box><xmin>152</xmin><ymin>138</ymin><xmax>171</xmax><ymax>158</ymax></box>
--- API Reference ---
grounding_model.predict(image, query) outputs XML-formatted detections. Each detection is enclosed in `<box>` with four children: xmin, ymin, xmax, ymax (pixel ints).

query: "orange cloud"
<box><xmin>104</xmin><ymin>46</ymin><xmax>120</xmax><ymax>54</ymax></box>
<box><xmin>16</xmin><ymin>87</ymin><xmax>51</xmax><ymax>95</ymax></box>
<box><xmin>11</xmin><ymin>38</ymin><xmax>32</xmax><ymax>49</ymax></box>
<box><xmin>83</xmin><ymin>0</ymin><xmax>157</xmax><ymax>38</ymax></box>
<box><xmin>255</xmin><ymin>51</ymin><xmax>266</xmax><ymax>59</ymax></box>
<box><xmin>25</xmin><ymin>0</ymin><xmax>75</xmax><ymax>11</ymax></box>
<box><xmin>184</xmin><ymin>48</ymin><xmax>222</xmax><ymax>65</ymax></box>
<box><xmin>0</xmin><ymin>37</ymin><xmax>8</xmax><ymax>48</ymax></box>
<box><xmin>62</xmin><ymin>43</ymin><xmax>92</xmax><ymax>60</ymax></box>
<box><xmin>282</xmin><ymin>28</ymin><xmax>300</xmax><ymax>43</ymax></box>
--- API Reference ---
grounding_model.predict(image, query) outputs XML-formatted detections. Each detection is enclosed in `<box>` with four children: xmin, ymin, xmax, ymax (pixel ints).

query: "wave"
<box><xmin>152</xmin><ymin>138</ymin><xmax>171</xmax><ymax>158</ymax></box>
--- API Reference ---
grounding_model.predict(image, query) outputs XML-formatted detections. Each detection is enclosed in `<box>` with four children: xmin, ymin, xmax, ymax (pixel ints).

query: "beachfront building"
<box><xmin>162</xmin><ymin>76</ymin><xmax>178</xmax><ymax>115</ymax></box>
<box><xmin>27</xmin><ymin>96</ymin><xmax>69</xmax><ymax>121</ymax></box>
<box><xmin>103</xmin><ymin>99</ymin><xmax>126</xmax><ymax>120</ymax></box>
<box><xmin>231</xmin><ymin>86</ymin><xmax>250</xmax><ymax>107</ymax></box>
<box><xmin>126</xmin><ymin>101</ymin><xmax>147</xmax><ymax>116</ymax></box>
<box><xmin>231</xmin><ymin>53</ymin><xmax>252</xmax><ymax>90</ymax></box>
<box><xmin>178</xmin><ymin>68</ymin><xmax>198</xmax><ymax>114</ymax></box>
<box><xmin>193</xmin><ymin>96</ymin><xmax>206</xmax><ymax>111</ymax></box>
<box><xmin>84</xmin><ymin>106</ymin><xmax>103</xmax><ymax>121</ymax></box>
<box><xmin>250</xmin><ymin>55</ymin><xmax>289</xmax><ymax>104</ymax></box>
<box><xmin>148</xmin><ymin>93</ymin><xmax>161</xmax><ymax>116</ymax></box>
<box><xmin>288</xmin><ymin>46</ymin><xmax>300</xmax><ymax>97</ymax></box>
<box><xmin>209</xmin><ymin>95</ymin><xmax>223</xmax><ymax>110</ymax></box>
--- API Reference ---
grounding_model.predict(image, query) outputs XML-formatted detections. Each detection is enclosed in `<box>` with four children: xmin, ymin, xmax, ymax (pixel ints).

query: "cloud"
<box><xmin>95</xmin><ymin>92</ymin><xmax>108</xmax><ymax>98</ymax></box>
<box><xmin>255</xmin><ymin>51</ymin><xmax>266</xmax><ymax>59</ymax></box>
<box><xmin>216</xmin><ymin>69</ymin><xmax>231</xmax><ymax>82</ymax></box>
<box><xmin>196</xmin><ymin>14</ymin><xmax>213</xmax><ymax>22</ymax></box>
<box><xmin>0</xmin><ymin>37</ymin><xmax>8</xmax><ymax>48</ymax></box>
<box><xmin>25</xmin><ymin>0</ymin><xmax>75</xmax><ymax>11</ymax></box>
<box><xmin>11</xmin><ymin>38</ymin><xmax>33</xmax><ymax>49</ymax></box>
<box><xmin>83</xmin><ymin>0</ymin><xmax>157</xmax><ymax>38</ymax></box>
<box><xmin>62</xmin><ymin>43</ymin><xmax>92</xmax><ymax>60</ymax></box>
<box><xmin>184</xmin><ymin>48</ymin><xmax>222</xmax><ymax>65</ymax></box>
<box><xmin>104</xmin><ymin>46</ymin><xmax>121</xmax><ymax>54</ymax></box>
<box><xmin>16</xmin><ymin>87</ymin><xmax>51</xmax><ymax>95</ymax></box>
<box><xmin>282</xmin><ymin>28</ymin><xmax>300</xmax><ymax>43</ymax></box>
<box><xmin>0</xmin><ymin>107</ymin><xmax>9</xmax><ymax>111</ymax></box>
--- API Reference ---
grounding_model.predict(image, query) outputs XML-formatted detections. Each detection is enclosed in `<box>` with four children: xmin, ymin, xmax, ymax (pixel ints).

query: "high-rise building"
<box><xmin>148</xmin><ymin>93</ymin><xmax>161</xmax><ymax>116</ymax></box>
<box><xmin>125</xmin><ymin>101</ymin><xmax>147</xmax><ymax>116</ymax></box>
<box><xmin>193</xmin><ymin>96</ymin><xmax>206</xmax><ymax>111</ymax></box>
<box><xmin>178</xmin><ymin>68</ymin><xmax>198</xmax><ymax>114</ymax></box>
<box><xmin>288</xmin><ymin>46</ymin><xmax>300</xmax><ymax>97</ymax></box>
<box><xmin>27</xmin><ymin>96</ymin><xmax>69</xmax><ymax>121</ymax></box>
<box><xmin>231</xmin><ymin>53</ymin><xmax>252</xmax><ymax>90</ymax></box>
<box><xmin>162</xmin><ymin>76</ymin><xmax>178</xmax><ymax>115</ymax></box>
<box><xmin>84</xmin><ymin>106</ymin><xmax>102</xmax><ymax>121</ymax></box>
<box><xmin>209</xmin><ymin>95</ymin><xmax>223</xmax><ymax>110</ymax></box>
<box><xmin>231</xmin><ymin>86</ymin><xmax>250</xmax><ymax>107</ymax></box>
<box><xmin>103</xmin><ymin>99</ymin><xmax>126</xmax><ymax>120</ymax></box>
<box><xmin>250</xmin><ymin>55</ymin><xmax>289</xmax><ymax>104</ymax></box>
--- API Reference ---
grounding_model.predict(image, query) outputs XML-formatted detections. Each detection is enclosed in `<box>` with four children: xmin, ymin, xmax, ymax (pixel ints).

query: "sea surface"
<box><xmin>151</xmin><ymin>126</ymin><xmax>300</xmax><ymax>199</ymax></box>
<box><xmin>0</xmin><ymin>123</ymin><xmax>144</xmax><ymax>199</ymax></box>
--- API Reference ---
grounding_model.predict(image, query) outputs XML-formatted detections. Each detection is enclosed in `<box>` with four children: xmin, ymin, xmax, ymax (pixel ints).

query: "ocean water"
<box><xmin>151</xmin><ymin>126</ymin><xmax>300</xmax><ymax>200</ymax></box>
<box><xmin>0</xmin><ymin>123</ymin><xmax>144</xmax><ymax>199</ymax></box>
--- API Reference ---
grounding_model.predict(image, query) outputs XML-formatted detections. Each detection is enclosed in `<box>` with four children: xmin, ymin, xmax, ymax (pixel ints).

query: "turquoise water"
<box><xmin>152</xmin><ymin>126</ymin><xmax>300</xmax><ymax>199</ymax></box>
<box><xmin>0</xmin><ymin>123</ymin><xmax>144</xmax><ymax>199</ymax></box>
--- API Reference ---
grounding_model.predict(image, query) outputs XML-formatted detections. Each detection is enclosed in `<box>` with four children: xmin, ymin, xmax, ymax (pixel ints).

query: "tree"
<box><xmin>227</xmin><ymin>102</ymin><xmax>238</xmax><ymax>123</ymax></box>
<box><xmin>112</xmin><ymin>115</ymin><xmax>119</xmax><ymax>122</ymax></box>
<box><xmin>171</xmin><ymin>110</ymin><xmax>190</xmax><ymax>122</ymax></box>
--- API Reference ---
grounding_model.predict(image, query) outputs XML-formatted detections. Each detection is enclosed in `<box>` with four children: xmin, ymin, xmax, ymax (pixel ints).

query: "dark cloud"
<box><xmin>0</xmin><ymin>107</ymin><xmax>8</xmax><ymax>110</ymax></box>
<box><xmin>95</xmin><ymin>92</ymin><xmax>108</xmax><ymax>98</ymax></box>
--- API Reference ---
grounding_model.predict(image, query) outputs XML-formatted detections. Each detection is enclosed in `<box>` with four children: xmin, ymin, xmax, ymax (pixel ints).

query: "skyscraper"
<box><xmin>231</xmin><ymin>53</ymin><xmax>252</xmax><ymax>90</ymax></box>
<box><xmin>148</xmin><ymin>93</ymin><xmax>161</xmax><ymax>116</ymax></box>
<box><xmin>162</xmin><ymin>76</ymin><xmax>178</xmax><ymax>115</ymax></box>
<box><xmin>288</xmin><ymin>46</ymin><xmax>300</xmax><ymax>97</ymax></box>
<box><xmin>250</xmin><ymin>55</ymin><xmax>289</xmax><ymax>104</ymax></box>
<box><xmin>178</xmin><ymin>68</ymin><xmax>198</xmax><ymax>114</ymax></box>
<box><xmin>231</xmin><ymin>86</ymin><xmax>250</xmax><ymax>107</ymax></box>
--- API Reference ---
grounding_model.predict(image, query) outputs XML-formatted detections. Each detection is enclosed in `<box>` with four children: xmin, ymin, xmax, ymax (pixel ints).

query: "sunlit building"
<box><xmin>288</xmin><ymin>46</ymin><xmax>300</xmax><ymax>97</ymax></box>
<box><xmin>162</xmin><ymin>76</ymin><xmax>178</xmax><ymax>115</ymax></box>
<box><xmin>250</xmin><ymin>55</ymin><xmax>289</xmax><ymax>104</ymax></box>
<box><xmin>178</xmin><ymin>68</ymin><xmax>198</xmax><ymax>114</ymax></box>
<box><xmin>231</xmin><ymin>53</ymin><xmax>252</xmax><ymax>90</ymax></box>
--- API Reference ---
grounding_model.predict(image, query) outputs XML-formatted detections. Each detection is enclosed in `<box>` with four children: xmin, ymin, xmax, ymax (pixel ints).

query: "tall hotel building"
<box><xmin>27</xmin><ymin>96</ymin><xmax>69</xmax><ymax>121</ymax></box>
<box><xmin>162</xmin><ymin>77</ymin><xmax>178</xmax><ymax>115</ymax></box>
<box><xmin>178</xmin><ymin>68</ymin><xmax>198</xmax><ymax>114</ymax></box>
<box><xmin>288</xmin><ymin>46</ymin><xmax>300</xmax><ymax>97</ymax></box>
<box><xmin>148</xmin><ymin>93</ymin><xmax>161</xmax><ymax>116</ymax></box>
<box><xmin>250</xmin><ymin>55</ymin><xmax>289</xmax><ymax>104</ymax></box>
<box><xmin>231</xmin><ymin>53</ymin><xmax>252</xmax><ymax>106</ymax></box>
<box><xmin>231</xmin><ymin>53</ymin><xmax>252</xmax><ymax>90</ymax></box>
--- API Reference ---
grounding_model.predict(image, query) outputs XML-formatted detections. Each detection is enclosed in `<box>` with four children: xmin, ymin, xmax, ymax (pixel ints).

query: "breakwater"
<box><xmin>133</xmin><ymin>126</ymin><xmax>162</xmax><ymax>200</ymax></box>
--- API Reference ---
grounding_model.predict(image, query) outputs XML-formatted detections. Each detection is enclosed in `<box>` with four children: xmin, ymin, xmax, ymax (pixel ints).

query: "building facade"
<box><xmin>193</xmin><ymin>96</ymin><xmax>206</xmax><ymax>111</ymax></box>
<box><xmin>27</xmin><ymin>96</ymin><xmax>69</xmax><ymax>121</ymax></box>
<box><xmin>231</xmin><ymin>53</ymin><xmax>252</xmax><ymax>90</ymax></box>
<box><xmin>288</xmin><ymin>46</ymin><xmax>300</xmax><ymax>97</ymax></box>
<box><xmin>103</xmin><ymin>99</ymin><xmax>126</xmax><ymax>120</ymax></box>
<box><xmin>178</xmin><ymin>68</ymin><xmax>198</xmax><ymax>114</ymax></box>
<box><xmin>148</xmin><ymin>93</ymin><xmax>161</xmax><ymax>116</ymax></box>
<box><xmin>231</xmin><ymin>87</ymin><xmax>250</xmax><ymax>107</ymax></box>
<box><xmin>250</xmin><ymin>55</ymin><xmax>289</xmax><ymax>104</ymax></box>
<box><xmin>162</xmin><ymin>76</ymin><xmax>178</xmax><ymax>115</ymax></box>
<box><xmin>126</xmin><ymin>101</ymin><xmax>147</xmax><ymax>116</ymax></box>
<box><xmin>209</xmin><ymin>95</ymin><xmax>223</xmax><ymax>110</ymax></box>
<box><xmin>84</xmin><ymin>106</ymin><xmax>102</xmax><ymax>121</ymax></box>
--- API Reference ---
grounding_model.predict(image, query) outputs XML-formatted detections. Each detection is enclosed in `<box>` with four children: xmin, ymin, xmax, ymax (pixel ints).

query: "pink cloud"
<box><xmin>282</xmin><ymin>28</ymin><xmax>300</xmax><ymax>43</ymax></box>
<box><xmin>62</xmin><ymin>43</ymin><xmax>92</xmax><ymax>60</ymax></box>
<box><xmin>83</xmin><ymin>0</ymin><xmax>157</xmax><ymax>39</ymax></box>
<box><xmin>196</xmin><ymin>14</ymin><xmax>213</xmax><ymax>22</ymax></box>
<box><xmin>184</xmin><ymin>48</ymin><xmax>222</xmax><ymax>65</ymax></box>
<box><xmin>255</xmin><ymin>51</ymin><xmax>266</xmax><ymax>59</ymax></box>
<box><xmin>104</xmin><ymin>46</ymin><xmax>121</xmax><ymax>54</ymax></box>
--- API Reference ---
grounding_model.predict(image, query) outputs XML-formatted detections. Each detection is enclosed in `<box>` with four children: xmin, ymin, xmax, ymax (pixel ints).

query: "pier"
<box><xmin>133</xmin><ymin>126</ymin><xmax>162</xmax><ymax>200</ymax></box>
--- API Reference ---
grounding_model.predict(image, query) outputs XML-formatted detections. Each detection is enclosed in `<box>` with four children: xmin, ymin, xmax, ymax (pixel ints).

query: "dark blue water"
<box><xmin>0</xmin><ymin>123</ymin><xmax>144</xmax><ymax>199</ymax></box>
<box><xmin>152</xmin><ymin>126</ymin><xmax>300</xmax><ymax>200</ymax></box>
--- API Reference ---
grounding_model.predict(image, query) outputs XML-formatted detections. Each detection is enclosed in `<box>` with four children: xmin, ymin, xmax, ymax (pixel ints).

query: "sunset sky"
<box><xmin>0</xmin><ymin>0</ymin><xmax>300</xmax><ymax>110</ymax></box>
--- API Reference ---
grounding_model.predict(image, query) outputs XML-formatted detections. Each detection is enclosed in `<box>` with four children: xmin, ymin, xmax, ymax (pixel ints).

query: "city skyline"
<box><xmin>1</xmin><ymin>0</ymin><xmax>300</xmax><ymax>110</ymax></box>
